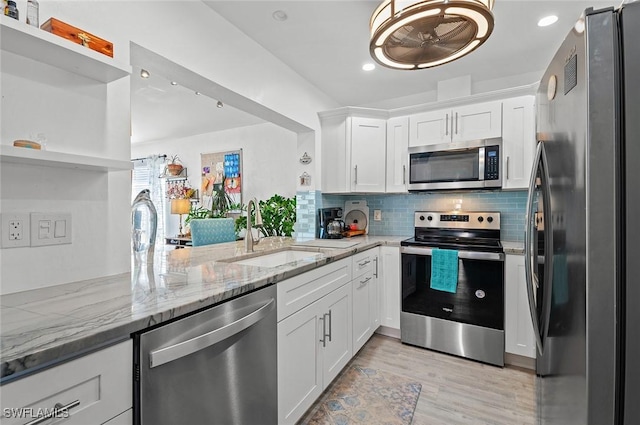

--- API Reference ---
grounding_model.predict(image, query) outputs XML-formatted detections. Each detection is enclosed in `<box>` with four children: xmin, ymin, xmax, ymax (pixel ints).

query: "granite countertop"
<box><xmin>0</xmin><ymin>236</ymin><xmax>406</xmax><ymax>383</ymax></box>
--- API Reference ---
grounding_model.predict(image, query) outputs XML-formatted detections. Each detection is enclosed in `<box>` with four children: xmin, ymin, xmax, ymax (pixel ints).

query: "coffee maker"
<box><xmin>318</xmin><ymin>208</ymin><xmax>345</xmax><ymax>239</ymax></box>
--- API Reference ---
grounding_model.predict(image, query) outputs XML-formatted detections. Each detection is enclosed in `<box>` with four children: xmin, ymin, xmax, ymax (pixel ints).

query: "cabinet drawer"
<box><xmin>352</xmin><ymin>249</ymin><xmax>377</xmax><ymax>279</ymax></box>
<box><xmin>277</xmin><ymin>258</ymin><xmax>351</xmax><ymax>321</ymax></box>
<box><xmin>1</xmin><ymin>340</ymin><xmax>132</xmax><ymax>425</ymax></box>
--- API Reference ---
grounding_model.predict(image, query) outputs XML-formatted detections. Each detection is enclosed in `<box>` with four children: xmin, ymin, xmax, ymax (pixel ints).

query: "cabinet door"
<box><xmin>352</xmin><ymin>270</ymin><xmax>374</xmax><ymax>354</ymax></box>
<box><xmin>386</xmin><ymin>116</ymin><xmax>409</xmax><ymax>192</ymax></box>
<box><xmin>504</xmin><ymin>254</ymin><xmax>536</xmax><ymax>358</ymax></box>
<box><xmin>380</xmin><ymin>246</ymin><xmax>401</xmax><ymax>330</ymax></box>
<box><xmin>452</xmin><ymin>100</ymin><xmax>502</xmax><ymax>142</ymax></box>
<box><xmin>351</xmin><ymin>117</ymin><xmax>386</xmax><ymax>192</ymax></box>
<box><xmin>502</xmin><ymin>96</ymin><xmax>535</xmax><ymax>189</ymax></box>
<box><xmin>409</xmin><ymin>109</ymin><xmax>450</xmax><ymax>146</ymax></box>
<box><xmin>321</xmin><ymin>283</ymin><xmax>352</xmax><ymax>385</ymax></box>
<box><xmin>277</xmin><ymin>302</ymin><xmax>324</xmax><ymax>425</ymax></box>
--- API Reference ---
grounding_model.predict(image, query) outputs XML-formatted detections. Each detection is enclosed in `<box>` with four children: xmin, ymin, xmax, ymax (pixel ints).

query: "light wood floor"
<box><xmin>304</xmin><ymin>334</ymin><xmax>537</xmax><ymax>425</ymax></box>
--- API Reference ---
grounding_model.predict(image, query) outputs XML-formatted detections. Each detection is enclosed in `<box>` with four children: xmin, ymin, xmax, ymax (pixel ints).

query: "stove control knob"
<box><xmin>487</xmin><ymin>216</ymin><xmax>494</xmax><ymax>223</ymax></box>
<box><xmin>427</xmin><ymin>215</ymin><xmax>433</xmax><ymax>221</ymax></box>
<box><xmin>419</xmin><ymin>215</ymin><xmax>425</xmax><ymax>221</ymax></box>
<box><xmin>478</xmin><ymin>216</ymin><xmax>484</xmax><ymax>223</ymax></box>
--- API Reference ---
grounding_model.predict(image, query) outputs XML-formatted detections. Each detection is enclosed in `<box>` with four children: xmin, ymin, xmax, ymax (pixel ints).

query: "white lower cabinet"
<box><xmin>277</xmin><ymin>259</ymin><xmax>353</xmax><ymax>425</ymax></box>
<box><xmin>352</xmin><ymin>249</ymin><xmax>380</xmax><ymax>354</ymax></box>
<box><xmin>1</xmin><ymin>340</ymin><xmax>132</xmax><ymax>425</ymax></box>
<box><xmin>505</xmin><ymin>254</ymin><xmax>536</xmax><ymax>358</ymax></box>
<box><xmin>379</xmin><ymin>246</ymin><xmax>401</xmax><ymax>331</ymax></box>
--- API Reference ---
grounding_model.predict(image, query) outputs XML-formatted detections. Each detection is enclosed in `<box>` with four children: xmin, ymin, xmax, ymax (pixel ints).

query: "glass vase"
<box><xmin>131</xmin><ymin>189</ymin><xmax>158</xmax><ymax>265</ymax></box>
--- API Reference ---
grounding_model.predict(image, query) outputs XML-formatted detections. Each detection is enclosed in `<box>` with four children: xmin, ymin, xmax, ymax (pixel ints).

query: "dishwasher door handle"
<box><xmin>149</xmin><ymin>298</ymin><xmax>275</xmax><ymax>368</ymax></box>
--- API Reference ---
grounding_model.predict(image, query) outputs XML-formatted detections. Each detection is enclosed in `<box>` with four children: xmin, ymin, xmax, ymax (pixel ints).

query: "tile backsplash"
<box><xmin>297</xmin><ymin>190</ymin><xmax>527</xmax><ymax>242</ymax></box>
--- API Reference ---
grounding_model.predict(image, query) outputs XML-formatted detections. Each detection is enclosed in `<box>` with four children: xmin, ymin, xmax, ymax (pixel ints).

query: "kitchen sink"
<box><xmin>232</xmin><ymin>249</ymin><xmax>323</xmax><ymax>268</ymax></box>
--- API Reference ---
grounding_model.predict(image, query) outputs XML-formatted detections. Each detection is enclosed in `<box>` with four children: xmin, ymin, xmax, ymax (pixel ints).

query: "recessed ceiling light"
<box><xmin>538</xmin><ymin>15</ymin><xmax>558</xmax><ymax>27</ymax></box>
<box><xmin>217</xmin><ymin>101</ymin><xmax>224</xmax><ymax>108</ymax></box>
<box><xmin>272</xmin><ymin>10</ymin><xmax>288</xmax><ymax>21</ymax></box>
<box><xmin>170</xmin><ymin>81</ymin><xmax>178</xmax><ymax>86</ymax></box>
<box><xmin>195</xmin><ymin>92</ymin><xmax>201</xmax><ymax>96</ymax></box>
<box><xmin>140</xmin><ymin>69</ymin><xmax>150</xmax><ymax>78</ymax></box>
<box><xmin>362</xmin><ymin>63</ymin><xmax>375</xmax><ymax>71</ymax></box>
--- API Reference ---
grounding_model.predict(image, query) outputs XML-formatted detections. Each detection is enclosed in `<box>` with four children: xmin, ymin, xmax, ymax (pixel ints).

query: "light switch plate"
<box><xmin>1</xmin><ymin>213</ymin><xmax>31</xmax><ymax>248</ymax></box>
<box><xmin>30</xmin><ymin>213</ymin><xmax>72</xmax><ymax>247</ymax></box>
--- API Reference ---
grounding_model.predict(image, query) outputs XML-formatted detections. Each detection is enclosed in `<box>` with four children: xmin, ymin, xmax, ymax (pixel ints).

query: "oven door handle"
<box><xmin>400</xmin><ymin>246</ymin><xmax>504</xmax><ymax>261</ymax></box>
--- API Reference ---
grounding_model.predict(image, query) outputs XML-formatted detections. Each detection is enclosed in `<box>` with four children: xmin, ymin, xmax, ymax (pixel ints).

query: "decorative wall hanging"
<box><xmin>201</xmin><ymin>149</ymin><xmax>243</xmax><ymax>212</ymax></box>
<box><xmin>299</xmin><ymin>152</ymin><xmax>312</xmax><ymax>165</ymax></box>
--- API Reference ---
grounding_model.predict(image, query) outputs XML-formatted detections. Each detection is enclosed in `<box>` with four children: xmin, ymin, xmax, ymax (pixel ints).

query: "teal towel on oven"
<box><xmin>430</xmin><ymin>248</ymin><xmax>459</xmax><ymax>293</ymax></box>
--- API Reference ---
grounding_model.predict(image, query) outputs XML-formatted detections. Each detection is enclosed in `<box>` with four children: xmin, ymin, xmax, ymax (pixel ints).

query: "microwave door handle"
<box><xmin>403</xmin><ymin>164</ymin><xmax>406</xmax><ymax>185</ymax></box>
<box><xmin>525</xmin><ymin>142</ymin><xmax>544</xmax><ymax>355</ymax></box>
<box><xmin>506</xmin><ymin>156</ymin><xmax>510</xmax><ymax>180</ymax></box>
<box><xmin>455</xmin><ymin>112</ymin><xmax>458</xmax><ymax>134</ymax></box>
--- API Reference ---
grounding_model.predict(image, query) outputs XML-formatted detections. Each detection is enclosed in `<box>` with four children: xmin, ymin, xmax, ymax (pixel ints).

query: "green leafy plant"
<box><xmin>235</xmin><ymin>194</ymin><xmax>296</xmax><ymax>237</ymax></box>
<box><xmin>185</xmin><ymin>206</ymin><xmax>210</xmax><ymax>225</ymax></box>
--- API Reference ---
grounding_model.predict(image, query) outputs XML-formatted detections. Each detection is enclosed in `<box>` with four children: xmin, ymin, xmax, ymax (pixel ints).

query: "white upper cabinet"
<box><xmin>409</xmin><ymin>100</ymin><xmax>503</xmax><ymax>147</ymax></box>
<box><xmin>385</xmin><ymin>116</ymin><xmax>409</xmax><ymax>193</ymax></box>
<box><xmin>319</xmin><ymin>110</ymin><xmax>387</xmax><ymax>193</ymax></box>
<box><xmin>351</xmin><ymin>117</ymin><xmax>386</xmax><ymax>193</ymax></box>
<box><xmin>502</xmin><ymin>96</ymin><xmax>536</xmax><ymax>189</ymax></box>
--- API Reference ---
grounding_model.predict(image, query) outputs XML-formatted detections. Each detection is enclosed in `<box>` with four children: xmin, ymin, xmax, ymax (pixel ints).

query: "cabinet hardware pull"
<box><xmin>506</xmin><ymin>156</ymin><xmax>510</xmax><ymax>180</ymax></box>
<box><xmin>358</xmin><ymin>260</ymin><xmax>370</xmax><ymax>267</ymax></box>
<box><xmin>327</xmin><ymin>310</ymin><xmax>332</xmax><ymax>342</ymax></box>
<box><xmin>359</xmin><ymin>276</ymin><xmax>372</xmax><ymax>288</ymax></box>
<box><xmin>403</xmin><ymin>165</ymin><xmax>406</xmax><ymax>185</ymax></box>
<box><xmin>455</xmin><ymin>112</ymin><xmax>459</xmax><ymax>134</ymax></box>
<box><xmin>374</xmin><ymin>257</ymin><xmax>378</xmax><ymax>278</ymax></box>
<box><xmin>319</xmin><ymin>316</ymin><xmax>326</xmax><ymax>347</ymax></box>
<box><xmin>24</xmin><ymin>400</ymin><xmax>80</xmax><ymax>425</ymax></box>
<box><xmin>445</xmin><ymin>114</ymin><xmax>449</xmax><ymax>136</ymax></box>
<box><xmin>354</xmin><ymin>165</ymin><xmax>358</xmax><ymax>185</ymax></box>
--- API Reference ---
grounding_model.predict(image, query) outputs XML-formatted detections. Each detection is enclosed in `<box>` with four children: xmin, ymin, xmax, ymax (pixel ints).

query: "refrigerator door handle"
<box><xmin>525</xmin><ymin>141</ymin><xmax>545</xmax><ymax>355</ymax></box>
<box><xmin>538</xmin><ymin>143</ymin><xmax>554</xmax><ymax>352</ymax></box>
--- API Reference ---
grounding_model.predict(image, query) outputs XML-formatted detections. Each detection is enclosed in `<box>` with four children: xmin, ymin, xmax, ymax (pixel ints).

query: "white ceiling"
<box><xmin>132</xmin><ymin>0</ymin><xmax>620</xmax><ymax>144</ymax></box>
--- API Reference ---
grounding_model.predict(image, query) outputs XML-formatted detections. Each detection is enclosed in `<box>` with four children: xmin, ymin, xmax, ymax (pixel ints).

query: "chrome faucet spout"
<box><xmin>245</xmin><ymin>198</ymin><xmax>263</xmax><ymax>253</ymax></box>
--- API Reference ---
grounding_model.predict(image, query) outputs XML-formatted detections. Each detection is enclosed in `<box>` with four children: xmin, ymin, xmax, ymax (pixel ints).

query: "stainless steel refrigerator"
<box><xmin>525</xmin><ymin>3</ymin><xmax>639</xmax><ymax>424</ymax></box>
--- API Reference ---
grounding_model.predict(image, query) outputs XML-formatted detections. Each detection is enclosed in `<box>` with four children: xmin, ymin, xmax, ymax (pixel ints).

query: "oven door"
<box><xmin>400</xmin><ymin>246</ymin><xmax>504</xmax><ymax>330</ymax></box>
<box><xmin>408</xmin><ymin>138</ymin><xmax>501</xmax><ymax>191</ymax></box>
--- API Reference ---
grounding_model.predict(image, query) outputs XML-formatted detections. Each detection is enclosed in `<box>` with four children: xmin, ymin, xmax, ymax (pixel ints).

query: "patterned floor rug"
<box><xmin>299</xmin><ymin>365</ymin><xmax>422</xmax><ymax>425</ymax></box>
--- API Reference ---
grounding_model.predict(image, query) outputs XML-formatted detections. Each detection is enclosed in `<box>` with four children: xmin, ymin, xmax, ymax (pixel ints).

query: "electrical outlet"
<box><xmin>374</xmin><ymin>210</ymin><xmax>382</xmax><ymax>221</ymax></box>
<box><xmin>30</xmin><ymin>213</ymin><xmax>72</xmax><ymax>247</ymax></box>
<box><xmin>1</xmin><ymin>213</ymin><xmax>31</xmax><ymax>248</ymax></box>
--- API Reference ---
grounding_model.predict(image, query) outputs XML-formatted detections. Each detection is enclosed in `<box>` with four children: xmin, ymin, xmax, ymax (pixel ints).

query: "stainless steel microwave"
<box><xmin>407</xmin><ymin>138</ymin><xmax>502</xmax><ymax>191</ymax></box>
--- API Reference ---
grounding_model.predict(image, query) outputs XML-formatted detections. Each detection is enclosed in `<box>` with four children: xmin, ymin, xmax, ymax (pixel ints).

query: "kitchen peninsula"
<box><xmin>0</xmin><ymin>236</ymin><xmax>405</xmax><ymax>381</ymax></box>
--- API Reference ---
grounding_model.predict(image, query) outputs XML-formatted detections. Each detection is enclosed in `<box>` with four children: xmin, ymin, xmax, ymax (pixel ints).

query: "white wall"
<box><xmin>131</xmin><ymin>123</ymin><xmax>298</xmax><ymax>236</ymax></box>
<box><xmin>0</xmin><ymin>1</ymin><xmax>339</xmax><ymax>294</ymax></box>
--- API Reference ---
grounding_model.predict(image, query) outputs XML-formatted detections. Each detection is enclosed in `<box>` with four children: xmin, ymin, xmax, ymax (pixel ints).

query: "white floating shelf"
<box><xmin>0</xmin><ymin>145</ymin><xmax>133</xmax><ymax>172</ymax></box>
<box><xmin>0</xmin><ymin>16</ymin><xmax>130</xmax><ymax>83</ymax></box>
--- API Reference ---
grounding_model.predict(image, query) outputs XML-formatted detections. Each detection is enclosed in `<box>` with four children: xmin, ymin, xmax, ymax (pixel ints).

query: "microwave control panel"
<box><xmin>485</xmin><ymin>147</ymin><xmax>500</xmax><ymax>180</ymax></box>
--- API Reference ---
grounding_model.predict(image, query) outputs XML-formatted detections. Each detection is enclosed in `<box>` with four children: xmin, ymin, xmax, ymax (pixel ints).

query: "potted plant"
<box><xmin>235</xmin><ymin>194</ymin><xmax>296</xmax><ymax>237</ymax></box>
<box><xmin>166</xmin><ymin>154</ymin><xmax>183</xmax><ymax>176</ymax></box>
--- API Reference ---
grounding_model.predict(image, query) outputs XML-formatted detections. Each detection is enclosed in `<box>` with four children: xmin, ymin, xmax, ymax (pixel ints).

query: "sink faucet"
<box><xmin>245</xmin><ymin>198</ymin><xmax>263</xmax><ymax>253</ymax></box>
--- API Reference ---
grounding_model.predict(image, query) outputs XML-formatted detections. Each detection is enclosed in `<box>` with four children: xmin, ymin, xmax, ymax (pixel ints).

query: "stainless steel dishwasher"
<box><xmin>133</xmin><ymin>285</ymin><xmax>277</xmax><ymax>425</ymax></box>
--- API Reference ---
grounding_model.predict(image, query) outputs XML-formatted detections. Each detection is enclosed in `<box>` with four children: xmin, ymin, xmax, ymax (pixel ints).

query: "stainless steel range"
<box><xmin>400</xmin><ymin>211</ymin><xmax>505</xmax><ymax>366</ymax></box>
